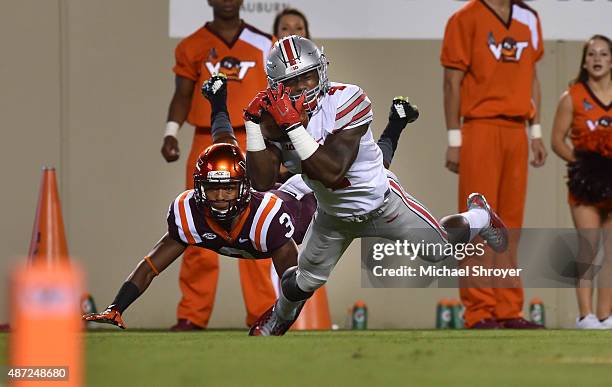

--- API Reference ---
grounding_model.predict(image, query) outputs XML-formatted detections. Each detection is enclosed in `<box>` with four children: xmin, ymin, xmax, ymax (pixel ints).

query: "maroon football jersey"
<box><xmin>271</xmin><ymin>189</ymin><xmax>316</xmax><ymax>245</ymax></box>
<box><xmin>167</xmin><ymin>190</ymin><xmax>299</xmax><ymax>259</ymax></box>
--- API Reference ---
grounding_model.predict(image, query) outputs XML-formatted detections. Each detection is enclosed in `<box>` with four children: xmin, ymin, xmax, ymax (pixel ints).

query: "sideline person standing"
<box><xmin>441</xmin><ymin>0</ymin><xmax>547</xmax><ymax>329</ymax></box>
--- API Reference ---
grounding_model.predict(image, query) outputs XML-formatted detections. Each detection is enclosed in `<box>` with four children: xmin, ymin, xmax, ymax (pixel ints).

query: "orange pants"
<box><xmin>458</xmin><ymin>119</ymin><xmax>528</xmax><ymax>327</ymax></box>
<box><xmin>177</xmin><ymin>127</ymin><xmax>277</xmax><ymax>328</ymax></box>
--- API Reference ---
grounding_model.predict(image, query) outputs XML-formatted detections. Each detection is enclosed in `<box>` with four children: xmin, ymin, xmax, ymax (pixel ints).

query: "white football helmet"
<box><xmin>266</xmin><ymin>35</ymin><xmax>329</xmax><ymax>112</ymax></box>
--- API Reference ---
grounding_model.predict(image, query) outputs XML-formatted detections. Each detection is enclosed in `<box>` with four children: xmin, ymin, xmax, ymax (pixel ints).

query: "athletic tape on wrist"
<box><xmin>164</xmin><ymin>121</ymin><xmax>180</xmax><ymax>138</ymax></box>
<box><xmin>287</xmin><ymin>125</ymin><xmax>319</xmax><ymax>160</ymax></box>
<box><xmin>245</xmin><ymin>120</ymin><xmax>267</xmax><ymax>152</ymax></box>
<box><xmin>529</xmin><ymin>124</ymin><xmax>542</xmax><ymax>139</ymax></box>
<box><xmin>448</xmin><ymin>129</ymin><xmax>462</xmax><ymax>147</ymax></box>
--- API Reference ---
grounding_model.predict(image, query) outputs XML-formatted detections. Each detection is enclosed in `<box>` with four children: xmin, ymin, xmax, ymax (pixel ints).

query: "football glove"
<box><xmin>243</xmin><ymin>90</ymin><xmax>269</xmax><ymax>124</ymax></box>
<box><xmin>83</xmin><ymin>307</ymin><xmax>126</xmax><ymax>329</ymax></box>
<box><xmin>389</xmin><ymin>96</ymin><xmax>419</xmax><ymax>123</ymax></box>
<box><xmin>264</xmin><ymin>83</ymin><xmax>306</xmax><ymax>132</ymax></box>
<box><xmin>201</xmin><ymin>73</ymin><xmax>227</xmax><ymax>101</ymax></box>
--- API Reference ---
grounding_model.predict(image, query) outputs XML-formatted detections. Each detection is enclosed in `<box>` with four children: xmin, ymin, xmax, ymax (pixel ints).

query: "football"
<box><xmin>259</xmin><ymin>109</ymin><xmax>310</xmax><ymax>142</ymax></box>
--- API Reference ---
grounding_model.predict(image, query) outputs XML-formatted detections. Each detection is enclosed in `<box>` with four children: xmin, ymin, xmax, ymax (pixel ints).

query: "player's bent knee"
<box><xmin>440</xmin><ymin>214</ymin><xmax>470</xmax><ymax>244</ymax></box>
<box><xmin>281</xmin><ymin>266</ymin><xmax>314</xmax><ymax>302</ymax></box>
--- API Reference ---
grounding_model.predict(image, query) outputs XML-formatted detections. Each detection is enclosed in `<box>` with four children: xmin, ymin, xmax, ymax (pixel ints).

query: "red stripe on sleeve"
<box><xmin>336</xmin><ymin>93</ymin><xmax>366</xmax><ymax>120</ymax></box>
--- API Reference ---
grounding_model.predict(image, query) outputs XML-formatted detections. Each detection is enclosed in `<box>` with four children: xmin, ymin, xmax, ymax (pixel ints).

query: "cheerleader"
<box><xmin>551</xmin><ymin>35</ymin><xmax>612</xmax><ymax>329</ymax></box>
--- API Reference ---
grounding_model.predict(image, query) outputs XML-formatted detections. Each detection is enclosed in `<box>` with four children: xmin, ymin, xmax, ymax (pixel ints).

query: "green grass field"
<box><xmin>2</xmin><ymin>330</ymin><xmax>612</xmax><ymax>387</ymax></box>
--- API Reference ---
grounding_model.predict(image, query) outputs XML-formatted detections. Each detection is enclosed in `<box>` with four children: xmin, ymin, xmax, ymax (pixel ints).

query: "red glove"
<box><xmin>83</xmin><ymin>307</ymin><xmax>126</xmax><ymax>329</ymax></box>
<box><xmin>264</xmin><ymin>83</ymin><xmax>306</xmax><ymax>132</ymax></box>
<box><xmin>243</xmin><ymin>91</ymin><xmax>269</xmax><ymax>124</ymax></box>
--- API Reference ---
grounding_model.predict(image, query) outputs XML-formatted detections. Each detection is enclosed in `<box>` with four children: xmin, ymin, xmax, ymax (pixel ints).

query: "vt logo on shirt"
<box><xmin>205</xmin><ymin>56</ymin><xmax>255</xmax><ymax>81</ymax></box>
<box><xmin>587</xmin><ymin>116</ymin><xmax>611</xmax><ymax>131</ymax></box>
<box><xmin>488</xmin><ymin>33</ymin><xmax>529</xmax><ymax>62</ymax></box>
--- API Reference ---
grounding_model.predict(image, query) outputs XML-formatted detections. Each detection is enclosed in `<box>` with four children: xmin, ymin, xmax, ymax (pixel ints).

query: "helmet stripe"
<box><xmin>281</xmin><ymin>38</ymin><xmax>298</xmax><ymax>66</ymax></box>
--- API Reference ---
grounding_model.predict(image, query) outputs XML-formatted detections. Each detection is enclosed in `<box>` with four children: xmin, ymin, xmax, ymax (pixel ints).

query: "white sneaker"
<box><xmin>576</xmin><ymin>313</ymin><xmax>603</xmax><ymax>329</ymax></box>
<box><xmin>599</xmin><ymin>315</ymin><xmax>612</xmax><ymax>329</ymax></box>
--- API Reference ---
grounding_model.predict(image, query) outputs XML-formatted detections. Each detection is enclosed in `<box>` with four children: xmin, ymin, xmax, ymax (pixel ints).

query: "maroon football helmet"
<box><xmin>193</xmin><ymin>143</ymin><xmax>251</xmax><ymax>220</ymax></box>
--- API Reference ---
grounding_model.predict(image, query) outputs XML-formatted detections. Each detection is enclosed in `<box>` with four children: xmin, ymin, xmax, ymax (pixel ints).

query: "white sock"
<box><xmin>275</xmin><ymin>290</ymin><xmax>302</xmax><ymax>321</ymax></box>
<box><xmin>460</xmin><ymin>208</ymin><xmax>490</xmax><ymax>241</ymax></box>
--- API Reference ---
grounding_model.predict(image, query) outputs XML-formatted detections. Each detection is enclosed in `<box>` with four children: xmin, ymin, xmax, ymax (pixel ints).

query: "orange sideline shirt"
<box><xmin>441</xmin><ymin>0</ymin><xmax>544</xmax><ymax>121</ymax></box>
<box><xmin>569</xmin><ymin>81</ymin><xmax>612</xmax><ymax>146</ymax></box>
<box><xmin>174</xmin><ymin>21</ymin><xmax>274</xmax><ymax>128</ymax></box>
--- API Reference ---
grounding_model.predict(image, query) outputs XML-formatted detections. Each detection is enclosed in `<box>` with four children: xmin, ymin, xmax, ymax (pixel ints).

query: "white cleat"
<box><xmin>466</xmin><ymin>193</ymin><xmax>509</xmax><ymax>253</ymax></box>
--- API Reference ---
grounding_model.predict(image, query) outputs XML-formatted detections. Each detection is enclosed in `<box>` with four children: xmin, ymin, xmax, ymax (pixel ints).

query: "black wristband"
<box><xmin>110</xmin><ymin>282</ymin><xmax>141</xmax><ymax>313</ymax></box>
<box><xmin>284</xmin><ymin>122</ymin><xmax>302</xmax><ymax>133</ymax></box>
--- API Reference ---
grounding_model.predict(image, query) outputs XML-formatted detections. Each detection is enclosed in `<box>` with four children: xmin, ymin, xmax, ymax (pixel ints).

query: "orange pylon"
<box><xmin>10</xmin><ymin>261</ymin><xmax>84</xmax><ymax>387</ymax></box>
<box><xmin>292</xmin><ymin>286</ymin><xmax>332</xmax><ymax>330</ymax></box>
<box><xmin>28</xmin><ymin>167</ymin><xmax>69</xmax><ymax>264</ymax></box>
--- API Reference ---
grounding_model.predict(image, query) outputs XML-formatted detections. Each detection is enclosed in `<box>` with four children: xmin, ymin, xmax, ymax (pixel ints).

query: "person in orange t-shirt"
<box><xmin>441</xmin><ymin>0</ymin><xmax>547</xmax><ymax>329</ymax></box>
<box><xmin>160</xmin><ymin>0</ymin><xmax>276</xmax><ymax>330</ymax></box>
<box><xmin>551</xmin><ymin>35</ymin><xmax>612</xmax><ymax>329</ymax></box>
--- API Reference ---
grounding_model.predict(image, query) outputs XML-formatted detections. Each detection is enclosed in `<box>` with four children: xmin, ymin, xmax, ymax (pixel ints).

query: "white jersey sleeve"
<box><xmin>278</xmin><ymin>174</ymin><xmax>313</xmax><ymax>200</ymax></box>
<box><xmin>333</xmin><ymin>85</ymin><xmax>373</xmax><ymax>131</ymax></box>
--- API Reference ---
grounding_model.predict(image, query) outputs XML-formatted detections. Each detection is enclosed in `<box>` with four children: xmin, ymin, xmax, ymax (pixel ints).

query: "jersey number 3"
<box><xmin>279</xmin><ymin>213</ymin><xmax>295</xmax><ymax>238</ymax></box>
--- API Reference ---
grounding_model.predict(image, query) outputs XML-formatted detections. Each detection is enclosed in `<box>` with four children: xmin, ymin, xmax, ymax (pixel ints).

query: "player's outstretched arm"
<box><xmin>377</xmin><ymin>96</ymin><xmax>419</xmax><ymax>168</ymax></box>
<box><xmin>202</xmin><ymin>73</ymin><xmax>238</xmax><ymax>145</ymax></box>
<box><xmin>82</xmin><ymin>233</ymin><xmax>186</xmax><ymax>329</ymax></box>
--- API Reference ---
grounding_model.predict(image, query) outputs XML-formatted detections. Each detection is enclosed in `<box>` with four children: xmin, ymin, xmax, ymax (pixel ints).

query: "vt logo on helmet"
<box><xmin>266</xmin><ymin>35</ymin><xmax>329</xmax><ymax>113</ymax></box>
<box><xmin>193</xmin><ymin>144</ymin><xmax>251</xmax><ymax>220</ymax></box>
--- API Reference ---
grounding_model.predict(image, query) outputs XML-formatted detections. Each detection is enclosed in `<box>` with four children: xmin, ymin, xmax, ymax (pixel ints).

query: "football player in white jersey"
<box><xmin>244</xmin><ymin>36</ymin><xmax>510</xmax><ymax>336</ymax></box>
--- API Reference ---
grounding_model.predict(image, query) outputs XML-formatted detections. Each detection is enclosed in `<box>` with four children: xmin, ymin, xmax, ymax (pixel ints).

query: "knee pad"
<box><xmin>281</xmin><ymin>266</ymin><xmax>314</xmax><ymax>302</ymax></box>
